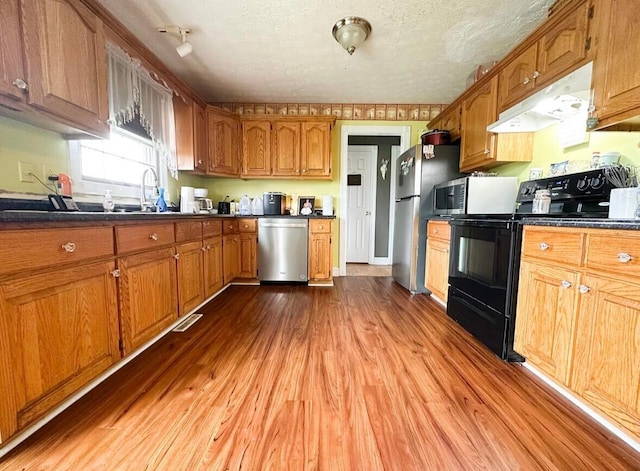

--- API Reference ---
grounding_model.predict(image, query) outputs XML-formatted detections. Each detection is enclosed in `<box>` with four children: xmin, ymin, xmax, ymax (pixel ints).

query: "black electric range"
<box><xmin>446</xmin><ymin>169</ymin><xmax>612</xmax><ymax>361</ymax></box>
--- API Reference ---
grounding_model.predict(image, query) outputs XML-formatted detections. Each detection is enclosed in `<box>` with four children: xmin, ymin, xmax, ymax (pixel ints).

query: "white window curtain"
<box><xmin>106</xmin><ymin>41</ymin><xmax>178</xmax><ymax>179</ymax></box>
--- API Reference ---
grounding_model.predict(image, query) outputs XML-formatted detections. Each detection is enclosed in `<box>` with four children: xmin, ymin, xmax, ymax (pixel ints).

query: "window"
<box><xmin>69</xmin><ymin>127</ymin><xmax>165</xmax><ymax>200</ymax></box>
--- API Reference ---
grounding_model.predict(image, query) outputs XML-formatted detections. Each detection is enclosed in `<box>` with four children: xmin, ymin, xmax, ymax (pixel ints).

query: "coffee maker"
<box><xmin>194</xmin><ymin>188</ymin><xmax>213</xmax><ymax>213</ymax></box>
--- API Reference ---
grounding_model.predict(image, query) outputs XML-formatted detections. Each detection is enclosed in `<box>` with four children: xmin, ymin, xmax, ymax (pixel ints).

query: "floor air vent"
<box><xmin>172</xmin><ymin>313</ymin><xmax>203</xmax><ymax>332</ymax></box>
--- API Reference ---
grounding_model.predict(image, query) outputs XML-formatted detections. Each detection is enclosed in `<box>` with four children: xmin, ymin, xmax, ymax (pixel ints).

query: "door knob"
<box><xmin>365</xmin><ymin>211</ymin><xmax>371</xmax><ymax>216</ymax></box>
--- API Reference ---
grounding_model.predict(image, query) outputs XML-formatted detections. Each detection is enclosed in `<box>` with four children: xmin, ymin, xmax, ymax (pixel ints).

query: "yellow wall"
<box><xmin>497</xmin><ymin>124</ymin><xmax>640</xmax><ymax>181</ymax></box>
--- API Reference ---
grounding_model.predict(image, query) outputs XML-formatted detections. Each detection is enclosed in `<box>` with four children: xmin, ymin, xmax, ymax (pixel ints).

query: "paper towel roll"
<box><xmin>322</xmin><ymin>195</ymin><xmax>333</xmax><ymax>216</ymax></box>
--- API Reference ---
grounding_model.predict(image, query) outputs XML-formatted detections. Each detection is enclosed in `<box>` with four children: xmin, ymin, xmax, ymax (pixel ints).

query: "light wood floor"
<box><xmin>2</xmin><ymin>278</ymin><xmax>639</xmax><ymax>470</ymax></box>
<box><xmin>345</xmin><ymin>263</ymin><xmax>392</xmax><ymax>276</ymax></box>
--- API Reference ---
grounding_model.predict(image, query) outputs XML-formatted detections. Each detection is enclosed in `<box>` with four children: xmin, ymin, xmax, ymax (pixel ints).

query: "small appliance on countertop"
<box><xmin>433</xmin><ymin>175</ymin><xmax>518</xmax><ymax>215</ymax></box>
<box><xmin>263</xmin><ymin>192</ymin><xmax>286</xmax><ymax>215</ymax></box>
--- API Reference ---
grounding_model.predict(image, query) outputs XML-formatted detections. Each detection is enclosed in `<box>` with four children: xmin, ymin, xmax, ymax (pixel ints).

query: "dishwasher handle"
<box><xmin>260</xmin><ymin>222</ymin><xmax>308</xmax><ymax>229</ymax></box>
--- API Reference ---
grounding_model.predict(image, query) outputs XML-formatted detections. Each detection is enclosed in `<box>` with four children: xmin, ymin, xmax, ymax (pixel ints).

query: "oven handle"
<box><xmin>449</xmin><ymin>219</ymin><xmax>515</xmax><ymax>230</ymax></box>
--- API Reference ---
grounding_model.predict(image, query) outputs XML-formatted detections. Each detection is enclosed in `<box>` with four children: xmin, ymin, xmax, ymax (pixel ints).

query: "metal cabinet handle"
<box><xmin>149</xmin><ymin>233</ymin><xmax>158</xmax><ymax>241</ymax></box>
<box><xmin>12</xmin><ymin>78</ymin><xmax>28</xmax><ymax>90</ymax></box>
<box><xmin>560</xmin><ymin>280</ymin><xmax>572</xmax><ymax>289</ymax></box>
<box><xmin>174</xmin><ymin>253</ymin><xmax>180</xmax><ymax>260</ymax></box>
<box><xmin>61</xmin><ymin>242</ymin><xmax>76</xmax><ymax>253</ymax></box>
<box><xmin>578</xmin><ymin>284</ymin><xmax>591</xmax><ymax>294</ymax></box>
<box><xmin>532</xmin><ymin>70</ymin><xmax>540</xmax><ymax>79</ymax></box>
<box><xmin>110</xmin><ymin>269</ymin><xmax>120</xmax><ymax>278</ymax></box>
<box><xmin>539</xmin><ymin>242</ymin><xmax>550</xmax><ymax>251</ymax></box>
<box><xmin>617</xmin><ymin>252</ymin><xmax>633</xmax><ymax>263</ymax></box>
<box><xmin>523</xmin><ymin>76</ymin><xmax>531</xmax><ymax>85</ymax></box>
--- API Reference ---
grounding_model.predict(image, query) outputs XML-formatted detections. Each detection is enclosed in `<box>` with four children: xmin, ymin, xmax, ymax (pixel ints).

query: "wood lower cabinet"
<box><xmin>237</xmin><ymin>218</ymin><xmax>258</xmax><ymax>279</ymax></box>
<box><xmin>117</xmin><ymin>247</ymin><xmax>178</xmax><ymax>355</ymax></box>
<box><xmin>515</xmin><ymin>225</ymin><xmax>640</xmax><ymax>441</ymax></box>
<box><xmin>425</xmin><ymin>220</ymin><xmax>452</xmax><ymax>303</ymax></box>
<box><xmin>203</xmin><ymin>236</ymin><xmax>224</xmax><ymax>297</ymax></box>
<box><xmin>176</xmin><ymin>240</ymin><xmax>205</xmax><ymax>316</ymax></box>
<box><xmin>0</xmin><ymin>260</ymin><xmax>119</xmax><ymax>443</ymax></box>
<box><xmin>223</xmin><ymin>234</ymin><xmax>241</xmax><ymax>284</ymax></box>
<box><xmin>308</xmin><ymin>219</ymin><xmax>333</xmax><ymax>283</ymax></box>
<box><xmin>591</xmin><ymin>0</ymin><xmax>640</xmax><ymax>130</ymax></box>
<box><xmin>207</xmin><ymin>107</ymin><xmax>240</xmax><ymax>177</ymax></box>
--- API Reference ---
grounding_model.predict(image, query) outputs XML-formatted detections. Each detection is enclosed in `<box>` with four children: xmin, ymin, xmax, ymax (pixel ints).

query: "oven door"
<box><xmin>448</xmin><ymin>218</ymin><xmax>517</xmax><ymax>314</ymax></box>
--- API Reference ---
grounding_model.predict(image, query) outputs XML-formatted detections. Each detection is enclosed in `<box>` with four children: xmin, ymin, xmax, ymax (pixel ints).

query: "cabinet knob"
<box><xmin>532</xmin><ymin>70</ymin><xmax>540</xmax><ymax>79</ymax></box>
<box><xmin>539</xmin><ymin>242</ymin><xmax>550</xmax><ymax>251</ymax></box>
<box><xmin>201</xmin><ymin>247</ymin><xmax>207</xmax><ymax>251</ymax></box>
<box><xmin>433</xmin><ymin>228</ymin><xmax>439</xmax><ymax>234</ymax></box>
<box><xmin>319</xmin><ymin>225</ymin><xmax>324</xmax><ymax>230</ymax></box>
<box><xmin>483</xmin><ymin>149</ymin><xmax>490</xmax><ymax>155</ymax></box>
<box><xmin>560</xmin><ymin>280</ymin><xmax>572</xmax><ymax>289</ymax></box>
<box><xmin>174</xmin><ymin>253</ymin><xmax>180</xmax><ymax>260</ymax></box>
<box><xmin>523</xmin><ymin>76</ymin><xmax>531</xmax><ymax>85</ymax></box>
<box><xmin>149</xmin><ymin>233</ymin><xmax>159</xmax><ymax>241</ymax></box>
<box><xmin>578</xmin><ymin>284</ymin><xmax>591</xmax><ymax>294</ymax></box>
<box><xmin>198</xmin><ymin>159</ymin><xmax>203</xmax><ymax>164</ymax></box>
<box><xmin>12</xmin><ymin>78</ymin><xmax>28</xmax><ymax>90</ymax></box>
<box><xmin>617</xmin><ymin>252</ymin><xmax>633</xmax><ymax>263</ymax></box>
<box><xmin>61</xmin><ymin>242</ymin><xmax>76</xmax><ymax>253</ymax></box>
<box><xmin>110</xmin><ymin>269</ymin><xmax>121</xmax><ymax>278</ymax></box>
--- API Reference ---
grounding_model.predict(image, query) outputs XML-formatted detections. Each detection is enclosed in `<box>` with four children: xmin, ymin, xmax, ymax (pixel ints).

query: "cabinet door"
<box><xmin>241</xmin><ymin>120</ymin><xmax>271</xmax><ymax>176</ymax></box>
<box><xmin>514</xmin><ymin>261</ymin><xmax>580</xmax><ymax>386</ymax></box>
<box><xmin>194</xmin><ymin>102</ymin><xmax>208</xmax><ymax>173</ymax></box>
<box><xmin>301</xmin><ymin>121</ymin><xmax>331</xmax><ymax>178</ymax></box>
<box><xmin>0</xmin><ymin>0</ymin><xmax>25</xmax><ymax>101</ymax></box>
<box><xmin>118</xmin><ymin>247</ymin><xmax>178</xmax><ymax>355</ymax></box>
<box><xmin>592</xmin><ymin>0</ymin><xmax>640</xmax><ymax>127</ymax></box>
<box><xmin>208</xmin><ymin>111</ymin><xmax>239</xmax><ymax>176</ymax></box>
<box><xmin>309</xmin><ymin>233</ymin><xmax>332</xmax><ymax>281</ymax></box>
<box><xmin>498</xmin><ymin>44</ymin><xmax>538</xmax><ymax>111</ymax></box>
<box><xmin>425</xmin><ymin>239</ymin><xmax>450</xmax><ymax>302</ymax></box>
<box><xmin>433</xmin><ymin>105</ymin><xmax>461</xmax><ymax>141</ymax></box>
<box><xmin>272</xmin><ymin>121</ymin><xmax>301</xmax><ymax>176</ymax></box>
<box><xmin>239</xmin><ymin>233</ymin><xmax>257</xmax><ymax>278</ymax></box>
<box><xmin>0</xmin><ymin>261</ymin><xmax>119</xmax><ymax>440</ymax></box>
<box><xmin>20</xmin><ymin>0</ymin><xmax>108</xmax><ymax>137</ymax></box>
<box><xmin>174</xmin><ymin>94</ymin><xmax>197</xmax><ymax>172</ymax></box>
<box><xmin>535</xmin><ymin>0</ymin><xmax>590</xmax><ymax>89</ymax></box>
<box><xmin>203</xmin><ymin>236</ymin><xmax>223</xmax><ymax>297</ymax></box>
<box><xmin>460</xmin><ymin>76</ymin><xmax>498</xmax><ymax>172</ymax></box>
<box><xmin>571</xmin><ymin>274</ymin><xmax>640</xmax><ymax>440</ymax></box>
<box><xmin>223</xmin><ymin>234</ymin><xmax>240</xmax><ymax>284</ymax></box>
<box><xmin>176</xmin><ymin>241</ymin><xmax>204</xmax><ymax>316</ymax></box>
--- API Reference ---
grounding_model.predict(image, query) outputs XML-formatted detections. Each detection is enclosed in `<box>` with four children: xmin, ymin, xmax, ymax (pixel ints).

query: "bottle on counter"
<box><xmin>532</xmin><ymin>189</ymin><xmax>551</xmax><ymax>214</ymax></box>
<box><xmin>102</xmin><ymin>190</ymin><xmax>114</xmax><ymax>212</ymax></box>
<box><xmin>239</xmin><ymin>194</ymin><xmax>251</xmax><ymax>215</ymax></box>
<box><xmin>156</xmin><ymin>187</ymin><xmax>168</xmax><ymax>212</ymax></box>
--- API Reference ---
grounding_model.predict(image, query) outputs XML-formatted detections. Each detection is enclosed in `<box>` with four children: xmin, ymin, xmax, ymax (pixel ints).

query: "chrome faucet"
<box><xmin>140</xmin><ymin>167</ymin><xmax>159</xmax><ymax>212</ymax></box>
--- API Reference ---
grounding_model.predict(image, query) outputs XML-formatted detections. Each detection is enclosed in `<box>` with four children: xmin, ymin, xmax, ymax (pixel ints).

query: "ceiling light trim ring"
<box><xmin>332</xmin><ymin>16</ymin><xmax>372</xmax><ymax>55</ymax></box>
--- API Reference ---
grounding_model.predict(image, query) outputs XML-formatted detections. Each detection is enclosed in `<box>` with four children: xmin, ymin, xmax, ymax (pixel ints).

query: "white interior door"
<box><xmin>347</xmin><ymin>145</ymin><xmax>376</xmax><ymax>263</ymax></box>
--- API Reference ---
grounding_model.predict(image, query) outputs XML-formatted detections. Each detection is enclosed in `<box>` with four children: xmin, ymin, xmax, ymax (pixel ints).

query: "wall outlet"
<box><xmin>18</xmin><ymin>161</ymin><xmax>39</xmax><ymax>183</ymax></box>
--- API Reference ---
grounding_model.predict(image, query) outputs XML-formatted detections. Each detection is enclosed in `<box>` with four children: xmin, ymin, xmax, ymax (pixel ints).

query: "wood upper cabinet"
<box><xmin>272</xmin><ymin>121</ymin><xmax>301</xmax><ymax>176</ymax></box>
<box><xmin>460</xmin><ymin>76</ymin><xmax>499</xmax><ymax>171</ymax></box>
<box><xmin>175</xmin><ymin>95</ymin><xmax>207</xmax><ymax>173</ymax></box>
<box><xmin>0</xmin><ymin>260</ymin><xmax>119</xmax><ymax>442</ymax></box>
<box><xmin>117</xmin><ymin>247</ymin><xmax>178</xmax><ymax>355</ymax></box>
<box><xmin>429</xmin><ymin>104</ymin><xmax>461</xmax><ymax>141</ymax></box>
<box><xmin>207</xmin><ymin>107</ymin><xmax>240</xmax><ymax>177</ymax></box>
<box><xmin>301</xmin><ymin>121</ymin><xmax>332</xmax><ymax>178</ymax></box>
<box><xmin>203</xmin><ymin>236</ymin><xmax>223</xmax><ymax>297</ymax></box>
<box><xmin>425</xmin><ymin>220</ymin><xmax>451</xmax><ymax>302</ymax></box>
<box><xmin>19</xmin><ymin>0</ymin><xmax>109</xmax><ymax>137</ymax></box>
<box><xmin>176</xmin><ymin>240</ymin><xmax>205</xmax><ymax>316</ymax></box>
<box><xmin>514</xmin><ymin>261</ymin><xmax>579</xmax><ymax>386</ymax></box>
<box><xmin>242</xmin><ymin>120</ymin><xmax>271</xmax><ymax>176</ymax></box>
<box><xmin>308</xmin><ymin>219</ymin><xmax>332</xmax><ymax>283</ymax></box>
<box><xmin>498</xmin><ymin>1</ymin><xmax>592</xmax><ymax>112</ymax></box>
<box><xmin>0</xmin><ymin>0</ymin><xmax>25</xmax><ymax>101</ymax></box>
<box><xmin>590</xmin><ymin>0</ymin><xmax>640</xmax><ymax>130</ymax></box>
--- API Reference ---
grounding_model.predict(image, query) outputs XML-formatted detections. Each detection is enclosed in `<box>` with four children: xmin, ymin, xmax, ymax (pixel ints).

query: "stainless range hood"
<box><xmin>487</xmin><ymin>62</ymin><xmax>593</xmax><ymax>133</ymax></box>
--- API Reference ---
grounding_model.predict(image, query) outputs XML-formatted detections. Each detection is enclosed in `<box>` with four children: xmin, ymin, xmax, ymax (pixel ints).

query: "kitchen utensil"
<box><xmin>420</xmin><ymin>129</ymin><xmax>450</xmax><ymax>146</ymax></box>
<box><xmin>604</xmin><ymin>164</ymin><xmax>635</xmax><ymax>188</ymax></box>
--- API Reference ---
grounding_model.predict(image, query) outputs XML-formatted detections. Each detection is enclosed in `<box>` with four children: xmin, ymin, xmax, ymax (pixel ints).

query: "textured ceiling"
<box><xmin>96</xmin><ymin>0</ymin><xmax>555</xmax><ymax>104</ymax></box>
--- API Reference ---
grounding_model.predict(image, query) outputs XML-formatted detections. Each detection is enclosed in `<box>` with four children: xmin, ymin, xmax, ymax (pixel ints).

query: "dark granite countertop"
<box><xmin>0</xmin><ymin>211</ymin><xmax>336</xmax><ymax>224</ymax></box>
<box><xmin>521</xmin><ymin>217</ymin><xmax>640</xmax><ymax>230</ymax></box>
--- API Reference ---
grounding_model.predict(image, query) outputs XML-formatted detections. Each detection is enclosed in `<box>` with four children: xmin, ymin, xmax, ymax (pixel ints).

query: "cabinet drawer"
<box><xmin>427</xmin><ymin>220</ymin><xmax>450</xmax><ymax>242</ymax></box>
<box><xmin>309</xmin><ymin>219</ymin><xmax>332</xmax><ymax>234</ymax></box>
<box><xmin>521</xmin><ymin>227</ymin><xmax>584</xmax><ymax>266</ymax></box>
<box><xmin>237</xmin><ymin>218</ymin><xmax>257</xmax><ymax>233</ymax></box>
<box><xmin>116</xmin><ymin>223</ymin><xmax>175</xmax><ymax>254</ymax></box>
<box><xmin>0</xmin><ymin>227</ymin><xmax>114</xmax><ymax>276</ymax></box>
<box><xmin>175</xmin><ymin>221</ymin><xmax>203</xmax><ymax>242</ymax></box>
<box><xmin>586</xmin><ymin>231</ymin><xmax>640</xmax><ymax>278</ymax></box>
<box><xmin>202</xmin><ymin>219</ymin><xmax>222</xmax><ymax>237</ymax></box>
<box><xmin>222</xmin><ymin>219</ymin><xmax>238</xmax><ymax>234</ymax></box>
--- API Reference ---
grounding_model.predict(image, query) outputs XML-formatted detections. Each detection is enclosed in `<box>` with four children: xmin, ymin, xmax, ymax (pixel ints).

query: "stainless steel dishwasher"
<box><xmin>258</xmin><ymin>218</ymin><xmax>308</xmax><ymax>282</ymax></box>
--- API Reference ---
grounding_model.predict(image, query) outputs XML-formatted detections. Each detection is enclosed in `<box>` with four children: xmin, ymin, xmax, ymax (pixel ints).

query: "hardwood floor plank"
<box><xmin>1</xmin><ymin>278</ymin><xmax>639</xmax><ymax>470</ymax></box>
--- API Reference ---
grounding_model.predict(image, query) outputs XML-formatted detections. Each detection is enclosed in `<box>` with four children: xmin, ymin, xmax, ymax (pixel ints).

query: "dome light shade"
<box><xmin>332</xmin><ymin>17</ymin><xmax>372</xmax><ymax>55</ymax></box>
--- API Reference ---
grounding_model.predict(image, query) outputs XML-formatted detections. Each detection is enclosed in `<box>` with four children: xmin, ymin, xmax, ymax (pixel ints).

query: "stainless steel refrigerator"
<box><xmin>392</xmin><ymin>144</ymin><xmax>462</xmax><ymax>293</ymax></box>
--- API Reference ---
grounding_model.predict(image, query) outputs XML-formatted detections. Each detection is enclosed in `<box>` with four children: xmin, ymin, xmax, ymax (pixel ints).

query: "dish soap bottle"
<box><xmin>156</xmin><ymin>187</ymin><xmax>168</xmax><ymax>212</ymax></box>
<box><xmin>102</xmin><ymin>190</ymin><xmax>114</xmax><ymax>212</ymax></box>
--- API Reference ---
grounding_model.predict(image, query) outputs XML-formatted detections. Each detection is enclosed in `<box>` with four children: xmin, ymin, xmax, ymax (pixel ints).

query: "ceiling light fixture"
<box><xmin>332</xmin><ymin>16</ymin><xmax>372</xmax><ymax>55</ymax></box>
<box><xmin>157</xmin><ymin>26</ymin><xmax>193</xmax><ymax>57</ymax></box>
